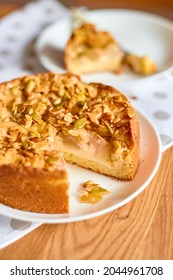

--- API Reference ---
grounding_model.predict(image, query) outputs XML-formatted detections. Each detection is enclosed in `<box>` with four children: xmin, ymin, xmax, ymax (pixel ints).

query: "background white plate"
<box><xmin>36</xmin><ymin>9</ymin><xmax>173</xmax><ymax>87</ymax></box>
<box><xmin>0</xmin><ymin>111</ymin><xmax>162</xmax><ymax>223</ymax></box>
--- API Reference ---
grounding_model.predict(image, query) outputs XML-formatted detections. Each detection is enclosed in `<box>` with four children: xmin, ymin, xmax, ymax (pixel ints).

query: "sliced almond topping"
<box><xmin>25</xmin><ymin>79</ymin><xmax>35</xmax><ymax>93</ymax></box>
<box><xmin>0</xmin><ymin>72</ymin><xmax>135</xmax><ymax>169</ymax></box>
<box><xmin>79</xmin><ymin>193</ymin><xmax>102</xmax><ymax>204</ymax></box>
<box><xmin>64</xmin><ymin>112</ymin><xmax>73</xmax><ymax>123</ymax></box>
<box><xmin>102</xmin><ymin>120</ymin><xmax>113</xmax><ymax>135</ymax></box>
<box><xmin>79</xmin><ymin>180</ymin><xmax>110</xmax><ymax>204</ymax></box>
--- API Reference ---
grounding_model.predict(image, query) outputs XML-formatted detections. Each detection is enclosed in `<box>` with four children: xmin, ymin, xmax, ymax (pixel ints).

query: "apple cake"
<box><xmin>0</xmin><ymin>72</ymin><xmax>140</xmax><ymax>213</ymax></box>
<box><xmin>65</xmin><ymin>22</ymin><xmax>157</xmax><ymax>76</ymax></box>
<box><xmin>64</xmin><ymin>23</ymin><xmax>124</xmax><ymax>75</ymax></box>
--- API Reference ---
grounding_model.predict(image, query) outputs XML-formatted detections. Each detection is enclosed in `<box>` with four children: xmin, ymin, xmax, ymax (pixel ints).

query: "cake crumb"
<box><xmin>79</xmin><ymin>180</ymin><xmax>111</xmax><ymax>204</ymax></box>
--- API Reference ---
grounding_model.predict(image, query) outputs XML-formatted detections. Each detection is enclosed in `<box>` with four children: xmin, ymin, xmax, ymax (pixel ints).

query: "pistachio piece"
<box><xmin>63</xmin><ymin>91</ymin><xmax>71</xmax><ymax>100</ymax></box>
<box><xmin>25</xmin><ymin>79</ymin><xmax>35</xmax><ymax>92</ymax></box>
<box><xmin>77</xmin><ymin>92</ymin><xmax>86</xmax><ymax>102</ymax></box>
<box><xmin>80</xmin><ymin>180</ymin><xmax>111</xmax><ymax>204</ymax></box>
<box><xmin>21</xmin><ymin>140</ymin><xmax>29</xmax><ymax>149</ymax></box>
<box><xmin>74</xmin><ymin>117</ymin><xmax>87</xmax><ymax>129</ymax></box>
<box><xmin>79</xmin><ymin>193</ymin><xmax>102</xmax><ymax>204</ymax></box>
<box><xmin>90</xmin><ymin>186</ymin><xmax>110</xmax><ymax>195</ymax></box>
<box><xmin>46</xmin><ymin>156</ymin><xmax>60</xmax><ymax>164</ymax></box>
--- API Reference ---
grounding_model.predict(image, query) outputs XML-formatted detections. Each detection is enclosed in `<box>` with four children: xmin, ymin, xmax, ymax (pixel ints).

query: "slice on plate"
<box><xmin>0</xmin><ymin>72</ymin><xmax>140</xmax><ymax>214</ymax></box>
<box><xmin>64</xmin><ymin>22</ymin><xmax>157</xmax><ymax>76</ymax></box>
<box><xmin>0</xmin><ymin>148</ymin><xmax>69</xmax><ymax>214</ymax></box>
<box><xmin>64</xmin><ymin>23</ymin><xmax>124</xmax><ymax>74</ymax></box>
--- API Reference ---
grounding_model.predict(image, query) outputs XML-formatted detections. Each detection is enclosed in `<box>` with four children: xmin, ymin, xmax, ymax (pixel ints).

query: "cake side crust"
<box><xmin>0</xmin><ymin>164</ymin><xmax>69</xmax><ymax>213</ymax></box>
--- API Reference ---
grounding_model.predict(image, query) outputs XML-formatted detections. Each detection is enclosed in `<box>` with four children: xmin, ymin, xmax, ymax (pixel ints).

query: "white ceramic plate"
<box><xmin>36</xmin><ymin>9</ymin><xmax>173</xmax><ymax>87</ymax></box>
<box><xmin>0</xmin><ymin>111</ymin><xmax>162</xmax><ymax>223</ymax></box>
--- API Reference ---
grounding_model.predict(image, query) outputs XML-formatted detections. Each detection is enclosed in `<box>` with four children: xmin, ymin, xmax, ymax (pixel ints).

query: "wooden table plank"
<box><xmin>139</xmin><ymin>149</ymin><xmax>173</xmax><ymax>260</ymax></box>
<box><xmin>0</xmin><ymin>4</ymin><xmax>17</xmax><ymax>17</ymax></box>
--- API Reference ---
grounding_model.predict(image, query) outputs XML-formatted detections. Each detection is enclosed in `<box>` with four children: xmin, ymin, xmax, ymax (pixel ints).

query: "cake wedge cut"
<box><xmin>64</xmin><ymin>23</ymin><xmax>124</xmax><ymax>74</ymax></box>
<box><xmin>0</xmin><ymin>72</ymin><xmax>140</xmax><ymax>214</ymax></box>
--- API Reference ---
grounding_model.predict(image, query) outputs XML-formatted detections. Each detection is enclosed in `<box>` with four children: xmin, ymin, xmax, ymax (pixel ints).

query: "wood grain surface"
<box><xmin>0</xmin><ymin>2</ymin><xmax>173</xmax><ymax>260</ymax></box>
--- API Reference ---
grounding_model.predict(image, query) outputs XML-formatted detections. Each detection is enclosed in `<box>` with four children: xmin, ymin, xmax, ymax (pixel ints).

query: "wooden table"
<box><xmin>0</xmin><ymin>1</ymin><xmax>173</xmax><ymax>260</ymax></box>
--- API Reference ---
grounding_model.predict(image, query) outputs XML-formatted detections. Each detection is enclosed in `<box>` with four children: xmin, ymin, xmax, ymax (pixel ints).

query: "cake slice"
<box><xmin>64</xmin><ymin>23</ymin><xmax>124</xmax><ymax>74</ymax></box>
<box><xmin>0</xmin><ymin>148</ymin><xmax>69</xmax><ymax>214</ymax></box>
<box><xmin>0</xmin><ymin>76</ymin><xmax>69</xmax><ymax>214</ymax></box>
<box><xmin>53</xmin><ymin>76</ymin><xmax>140</xmax><ymax>180</ymax></box>
<box><xmin>0</xmin><ymin>72</ymin><xmax>140</xmax><ymax>213</ymax></box>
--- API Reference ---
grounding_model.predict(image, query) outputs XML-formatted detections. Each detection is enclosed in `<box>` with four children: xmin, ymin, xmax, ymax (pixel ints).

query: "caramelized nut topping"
<box><xmin>73</xmin><ymin>23</ymin><xmax>116</xmax><ymax>49</ymax></box>
<box><xmin>79</xmin><ymin>180</ymin><xmax>110</xmax><ymax>204</ymax></box>
<box><xmin>74</xmin><ymin>117</ymin><xmax>87</xmax><ymax>129</ymax></box>
<box><xmin>0</xmin><ymin>72</ymin><xmax>136</xmax><ymax>169</ymax></box>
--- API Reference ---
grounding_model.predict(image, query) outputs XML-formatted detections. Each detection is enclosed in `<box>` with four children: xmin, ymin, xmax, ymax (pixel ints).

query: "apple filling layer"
<box><xmin>55</xmin><ymin>126</ymin><xmax>138</xmax><ymax>180</ymax></box>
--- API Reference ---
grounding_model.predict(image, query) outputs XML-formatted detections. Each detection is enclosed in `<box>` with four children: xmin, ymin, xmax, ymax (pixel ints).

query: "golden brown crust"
<box><xmin>127</xmin><ymin>117</ymin><xmax>140</xmax><ymax>180</ymax></box>
<box><xmin>0</xmin><ymin>164</ymin><xmax>69</xmax><ymax>213</ymax></box>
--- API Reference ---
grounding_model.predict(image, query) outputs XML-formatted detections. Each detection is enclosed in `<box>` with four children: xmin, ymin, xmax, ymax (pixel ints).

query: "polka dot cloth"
<box><xmin>122</xmin><ymin>76</ymin><xmax>173</xmax><ymax>151</ymax></box>
<box><xmin>0</xmin><ymin>216</ymin><xmax>41</xmax><ymax>249</ymax></box>
<box><xmin>0</xmin><ymin>0</ymin><xmax>173</xmax><ymax>250</ymax></box>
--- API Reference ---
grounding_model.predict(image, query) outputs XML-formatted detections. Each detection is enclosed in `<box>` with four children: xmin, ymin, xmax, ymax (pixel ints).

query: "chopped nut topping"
<box><xmin>73</xmin><ymin>23</ymin><xmax>116</xmax><ymax>49</ymax></box>
<box><xmin>0</xmin><ymin>72</ymin><xmax>136</xmax><ymax>169</ymax></box>
<box><xmin>79</xmin><ymin>180</ymin><xmax>110</xmax><ymax>204</ymax></box>
<box><xmin>74</xmin><ymin>117</ymin><xmax>87</xmax><ymax>129</ymax></box>
<box><xmin>64</xmin><ymin>112</ymin><xmax>73</xmax><ymax>123</ymax></box>
<box><xmin>79</xmin><ymin>192</ymin><xmax>103</xmax><ymax>204</ymax></box>
<box><xmin>25</xmin><ymin>79</ymin><xmax>35</xmax><ymax>93</ymax></box>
